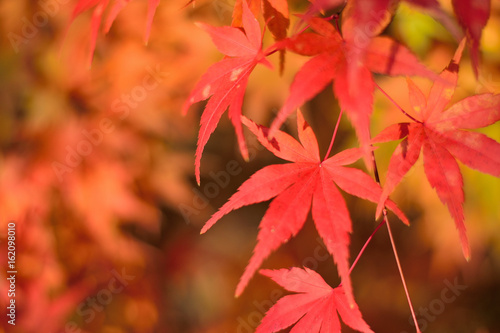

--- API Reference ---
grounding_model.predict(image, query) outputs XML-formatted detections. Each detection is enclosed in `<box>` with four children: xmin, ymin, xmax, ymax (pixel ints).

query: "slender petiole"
<box><xmin>323</xmin><ymin>108</ymin><xmax>344</xmax><ymax>162</ymax></box>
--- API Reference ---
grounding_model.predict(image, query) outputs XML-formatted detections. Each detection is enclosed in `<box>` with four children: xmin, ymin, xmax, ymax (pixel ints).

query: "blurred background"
<box><xmin>0</xmin><ymin>0</ymin><xmax>499</xmax><ymax>332</ymax></box>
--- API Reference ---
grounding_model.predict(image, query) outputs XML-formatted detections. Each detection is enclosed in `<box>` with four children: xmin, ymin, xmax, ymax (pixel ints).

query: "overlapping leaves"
<box><xmin>373</xmin><ymin>39</ymin><xmax>500</xmax><ymax>260</ymax></box>
<box><xmin>182</xmin><ymin>0</ymin><xmax>272</xmax><ymax>184</ymax></box>
<box><xmin>269</xmin><ymin>2</ymin><xmax>437</xmax><ymax>167</ymax></box>
<box><xmin>201</xmin><ymin>110</ymin><xmax>408</xmax><ymax>305</ymax></box>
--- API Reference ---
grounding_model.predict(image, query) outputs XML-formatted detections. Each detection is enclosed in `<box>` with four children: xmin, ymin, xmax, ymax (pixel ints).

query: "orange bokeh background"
<box><xmin>0</xmin><ymin>0</ymin><xmax>499</xmax><ymax>332</ymax></box>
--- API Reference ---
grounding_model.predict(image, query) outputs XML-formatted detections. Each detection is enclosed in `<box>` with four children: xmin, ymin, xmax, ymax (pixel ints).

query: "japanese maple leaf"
<box><xmin>270</xmin><ymin>3</ymin><xmax>436</xmax><ymax>167</ymax></box>
<box><xmin>182</xmin><ymin>0</ymin><xmax>272</xmax><ymax>184</ymax></box>
<box><xmin>372</xmin><ymin>39</ymin><xmax>500</xmax><ymax>260</ymax></box>
<box><xmin>66</xmin><ymin>0</ymin><xmax>160</xmax><ymax>66</ymax></box>
<box><xmin>200</xmin><ymin>110</ymin><xmax>409</xmax><ymax>305</ymax></box>
<box><xmin>257</xmin><ymin>267</ymin><xmax>374</xmax><ymax>333</ymax></box>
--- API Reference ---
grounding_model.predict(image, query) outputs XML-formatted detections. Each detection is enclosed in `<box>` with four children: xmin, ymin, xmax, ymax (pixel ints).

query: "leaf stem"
<box><xmin>347</xmin><ymin>219</ymin><xmax>385</xmax><ymax>276</ymax></box>
<box><xmin>322</xmin><ymin>108</ymin><xmax>344</xmax><ymax>162</ymax></box>
<box><xmin>384</xmin><ymin>209</ymin><xmax>422</xmax><ymax>333</ymax></box>
<box><xmin>371</xmin><ymin>150</ymin><xmax>421</xmax><ymax>333</ymax></box>
<box><xmin>374</xmin><ymin>82</ymin><xmax>421</xmax><ymax>123</ymax></box>
<box><xmin>264</xmin><ymin>47</ymin><xmax>279</xmax><ymax>57</ymax></box>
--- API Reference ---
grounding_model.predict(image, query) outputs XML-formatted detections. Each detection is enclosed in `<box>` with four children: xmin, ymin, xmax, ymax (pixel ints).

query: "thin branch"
<box><xmin>371</xmin><ymin>150</ymin><xmax>421</xmax><ymax>333</ymax></box>
<box><xmin>323</xmin><ymin>108</ymin><xmax>344</xmax><ymax>162</ymax></box>
<box><xmin>347</xmin><ymin>219</ymin><xmax>385</xmax><ymax>276</ymax></box>
<box><xmin>384</xmin><ymin>209</ymin><xmax>422</xmax><ymax>333</ymax></box>
<box><xmin>374</xmin><ymin>81</ymin><xmax>421</xmax><ymax>123</ymax></box>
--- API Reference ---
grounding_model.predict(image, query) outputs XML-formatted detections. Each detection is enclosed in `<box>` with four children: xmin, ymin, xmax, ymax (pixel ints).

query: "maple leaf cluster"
<box><xmin>180</xmin><ymin>0</ymin><xmax>500</xmax><ymax>331</ymax></box>
<box><xmin>61</xmin><ymin>0</ymin><xmax>500</xmax><ymax>331</ymax></box>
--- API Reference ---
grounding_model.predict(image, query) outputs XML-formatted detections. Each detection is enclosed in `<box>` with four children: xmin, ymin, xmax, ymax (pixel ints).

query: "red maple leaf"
<box><xmin>66</xmin><ymin>0</ymin><xmax>160</xmax><ymax>65</ymax></box>
<box><xmin>257</xmin><ymin>267</ymin><xmax>374</xmax><ymax>333</ymax></box>
<box><xmin>372</xmin><ymin>39</ymin><xmax>500</xmax><ymax>260</ymax></box>
<box><xmin>182</xmin><ymin>0</ymin><xmax>272</xmax><ymax>184</ymax></box>
<box><xmin>269</xmin><ymin>2</ymin><xmax>437</xmax><ymax>166</ymax></box>
<box><xmin>200</xmin><ymin>110</ymin><xmax>409</xmax><ymax>304</ymax></box>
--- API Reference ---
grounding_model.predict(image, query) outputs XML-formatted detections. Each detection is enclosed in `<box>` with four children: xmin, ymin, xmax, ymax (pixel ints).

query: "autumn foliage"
<box><xmin>1</xmin><ymin>0</ymin><xmax>500</xmax><ymax>332</ymax></box>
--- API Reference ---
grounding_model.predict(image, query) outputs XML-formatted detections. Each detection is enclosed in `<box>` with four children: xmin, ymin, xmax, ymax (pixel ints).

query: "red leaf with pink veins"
<box><xmin>270</xmin><ymin>13</ymin><xmax>437</xmax><ymax>168</ymax></box>
<box><xmin>373</xmin><ymin>39</ymin><xmax>500</xmax><ymax>260</ymax></box>
<box><xmin>257</xmin><ymin>267</ymin><xmax>374</xmax><ymax>333</ymax></box>
<box><xmin>182</xmin><ymin>0</ymin><xmax>272</xmax><ymax>184</ymax></box>
<box><xmin>201</xmin><ymin>110</ymin><xmax>408</xmax><ymax>305</ymax></box>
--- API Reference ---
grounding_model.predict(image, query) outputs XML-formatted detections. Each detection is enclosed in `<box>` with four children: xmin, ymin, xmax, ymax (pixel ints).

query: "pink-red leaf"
<box><xmin>235</xmin><ymin>171</ymin><xmax>317</xmax><ymax>296</ymax></box>
<box><xmin>297</xmin><ymin>109</ymin><xmax>321</xmax><ymax>161</ymax></box>
<box><xmin>241</xmin><ymin>116</ymin><xmax>317</xmax><ymax>162</ymax></box>
<box><xmin>365</xmin><ymin>37</ymin><xmax>438</xmax><ymax>78</ymax></box>
<box><xmin>201</xmin><ymin>163</ymin><xmax>312</xmax><ymax>234</ymax></box>
<box><xmin>374</xmin><ymin>124</ymin><xmax>425</xmax><ymax>218</ymax></box>
<box><xmin>271</xmin><ymin>14</ymin><xmax>436</xmax><ymax>169</ymax></box>
<box><xmin>431</xmin><ymin>94</ymin><xmax>500</xmax><ymax>130</ymax></box>
<box><xmin>196</xmin><ymin>23</ymin><xmax>258</xmax><ymax>57</ymax></box>
<box><xmin>201</xmin><ymin>110</ymin><xmax>408</xmax><ymax>301</ymax></box>
<box><xmin>325</xmin><ymin>165</ymin><xmax>410</xmax><ymax>225</ymax></box>
<box><xmin>183</xmin><ymin>1</ymin><xmax>271</xmax><ymax>183</ymax></box>
<box><xmin>270</xmin><ymin>52</ymin><xmax>341</xmax><ymax>136</ymax></box>
<box><xmin>333</xmin><ymin>61</ymin><xmax>374</xmax><ymax>156</ymax></box>
<box><xmin>182</xmin><ymin>58</ymin><xmax>253</xmax><ymax>110</ymax></box>
<box><xmin>312</xmin><ymin>168</ymin><xmax>353</xmax><ymax>306</ymax></box>
<box><xmin>422</xmin><ymin>136</ymin><xmax>468</xmax><ymax>259</ymax></box>
<box><xmin>374</xmin><ymin>40</ymin><xmax>500</xmax><ymax>259</ymax></box>
<box><xmin>406</xmin><ymin>77</ymin><xmax>427</xmax><ymax>118</ymax></box>
<box><xmin>438</xmin><ymin>130</ymin><xmax>500</xmax><ymax>178</ymax></box>
<box><xmin>425</xmin><ymin>39</ymin><xmax>465</xmax><ymax>122</ymax></box>
<box><xmin>257</xmin><ymin>267</ymin><xmax>374</xmax><ymax>333</ymax></box>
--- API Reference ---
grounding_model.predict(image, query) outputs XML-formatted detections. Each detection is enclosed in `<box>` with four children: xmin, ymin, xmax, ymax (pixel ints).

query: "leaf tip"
<box><xmin>196</xmin><ymin>171</ymin><xmax>201</xmax><ymax>186</ymax></box>
<box><xmin>200</xmin><ymin>221</ymin><xmax>211</xmax><ymax>234</ymax></box>
<box><xmin>463</xmin><ymin>244</ymin><xmax>471</xmax><ymax>262</ymax></box>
